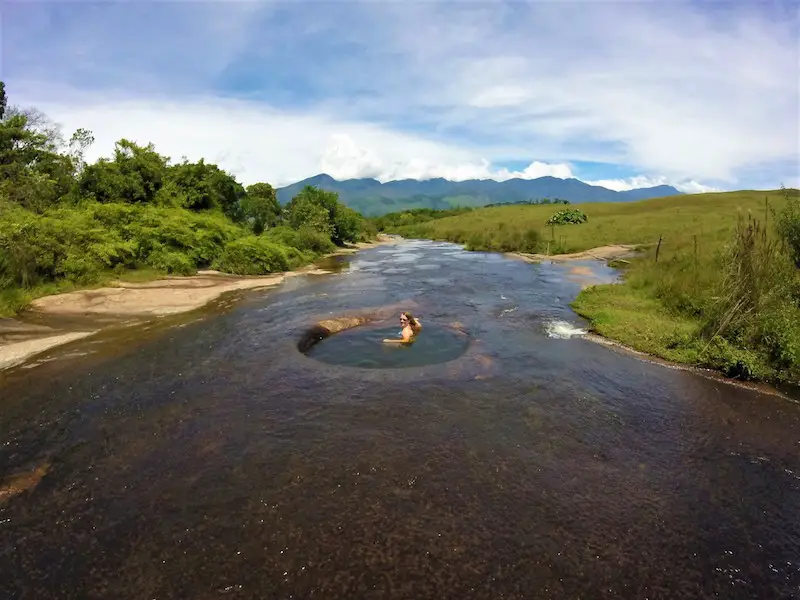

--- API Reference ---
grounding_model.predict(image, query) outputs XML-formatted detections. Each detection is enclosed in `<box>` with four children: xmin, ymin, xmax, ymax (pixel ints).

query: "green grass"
<box><xmin>391</xmin><ymin>188</ymin><xmax>800</xmax><ymax>384</ymax></box>
<box><xmin>392</xmin><ymin>189</ymin><xmax>792</xmax><ymax>257</ymax></box>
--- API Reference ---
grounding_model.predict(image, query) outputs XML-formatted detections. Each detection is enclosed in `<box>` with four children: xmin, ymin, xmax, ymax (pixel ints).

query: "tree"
<box><xmin>79</xmin><ymin>139</ymin><xmax>168</xmax><ymax>204</ymax></box>
<box><xmin>241</xmin><ymin>182</ymin><xmax>281</xmax><ymax>234</ymax></box>
<box><xmin>67</xmin><ymin>128</ymin><xmax>94</xmax><ymax>175</ymax></box>
<box><xmin>0</xmin><ymin>110</ymin><xmax>73</xmax><ymax>212</ymax></box>
<box><xmin>285</xmin><ymin>191</ymin><xmax>334</xmax><ymax>236</ymax></box>
<box><xmin>285</xmin><ymin>185</ymin><xmax>363</xmax><ymax>244</ymax></box>
<box><xmin>165</xmin><ymin>158</ymin><xmax>245</xmax><ymax>218</ymax></box>
<box><xmin>546</xmin><ymin>208</ymin><xmax>588</xmax><ymax>226</ymax></box>
<box><xmin>332</xmin><ymin>204</ymin><xmax>363</xmax><ymax>243</ymax></box>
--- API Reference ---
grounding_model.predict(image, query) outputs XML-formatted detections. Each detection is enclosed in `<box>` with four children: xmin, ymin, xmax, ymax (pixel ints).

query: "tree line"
<box><xmin>0</xmin><ymin>82</ymin><xmax>374</xmax><ymax>314</ymax></box>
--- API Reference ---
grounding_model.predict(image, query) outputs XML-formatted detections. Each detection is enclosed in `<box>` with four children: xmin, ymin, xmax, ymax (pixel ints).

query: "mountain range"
<box><xmin>275</xmin><ymin>173</ymin><xmax>683</xmax><ymax>216</ymax></box>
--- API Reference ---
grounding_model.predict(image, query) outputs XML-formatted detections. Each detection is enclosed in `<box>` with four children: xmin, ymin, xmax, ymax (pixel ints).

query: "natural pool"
<box><xmin>304</xmin><ymin>323</ymin><xmax>470</xmax><ymax>369</ymax></box>
<box><xmin>0</xmin><ymin>239</ymin><xmax>798</xmax><ymax>600</ymax></box>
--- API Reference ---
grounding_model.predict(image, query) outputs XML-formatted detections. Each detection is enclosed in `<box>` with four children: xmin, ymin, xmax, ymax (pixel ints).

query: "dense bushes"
<box><xmin>212</xmin><ymin>236</ymin><xmax>291</xmax><ymax>275</ymax></box>
<box><xmin>0</xmin><ymin>203</ymin><xmax>243</xmax><ymax>288</ymax></box>
<box><xmin>265</xmin><ymin>225</ymin><xmax>336</xmax><ymax>255</ymax></box>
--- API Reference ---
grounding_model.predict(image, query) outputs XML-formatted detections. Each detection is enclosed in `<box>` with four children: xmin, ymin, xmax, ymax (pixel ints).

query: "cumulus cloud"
<box><xmin>583</xmin><ymin>176</ymin><xmax>722</xmax><ymax>194</ymax></box>
<box><xmin>7</xmin><ymin>84</ymin><xmax>734</xmax><ymax>192</ymax></box>
<box><xmin>5</xmin><ymin>0</ymin><xmax>797</xmax><ymax>191</ymax></box>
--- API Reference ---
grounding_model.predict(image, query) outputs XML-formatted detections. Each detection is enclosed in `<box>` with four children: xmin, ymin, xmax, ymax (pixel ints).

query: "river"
<box><xmin>1</xmin><ymin>239</ymin><xmax>798</xmax><ymax>599</ymax></box>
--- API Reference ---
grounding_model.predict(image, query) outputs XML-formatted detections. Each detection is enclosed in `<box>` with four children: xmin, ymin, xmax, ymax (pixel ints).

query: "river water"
<box><xmin>1</xmin><ymin>239</ymin><xmax>798</xmax><ymax>600</ymax></box>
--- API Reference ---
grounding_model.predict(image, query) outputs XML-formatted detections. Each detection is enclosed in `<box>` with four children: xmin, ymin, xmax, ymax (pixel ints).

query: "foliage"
<box><xmin>285</xmin><ymin>189</ymin><xmax>334</xmax><ymax>236</ymax></box>
<box><xmin>0</xmin><ymin>111</ymin><xmax>74</xmax><ymax>212</ymax></box>
<box><xmin>212</xmin><ymin>236</ymin><xmax>290</xmax><ymax>275</ymax></box>
<box><xmin>699</xmin><ymin>212</ymin><xmax>800</xmax><ymax>380</ymax></box>
<box><xmin>79</xmin><ymin>139</ymin><xmax>168</xmax><ymax>205</ymax></box>
<box><xmin>242</xmin><ymin>183</ymin><xmax>281</xmax><ymax>234</ymax></box>
<box><xmin>546</xmin><ymin>208</ymin><xmax>588</xmax><ymax>226</ymax></box>
<box><xmin>284</xmin><ymin>185</ymin><xmax>366</xmax><ymax>245</ymax></box>
<box><xmin>264</xmin><ymin>225</ymin><xmax>336</xmax><ymax>255</ymax></box>
<box><xmin>165</xmin><ymin>158</ymin><xmax>245</xmax><ymax>218</ymax></box>
<box><xmin>0</xmin><ymin>82</ymin><xmax>375</xmax><ymax>316</ymax></box>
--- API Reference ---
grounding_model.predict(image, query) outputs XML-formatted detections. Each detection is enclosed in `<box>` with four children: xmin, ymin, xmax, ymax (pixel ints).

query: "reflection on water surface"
<box><xmin>1</xmin><ymin>239</ymin><xmax>798</xmax><ymax>600</ymax></box>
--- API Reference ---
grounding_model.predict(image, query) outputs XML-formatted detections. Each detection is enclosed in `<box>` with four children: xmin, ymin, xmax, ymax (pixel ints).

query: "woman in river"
<box><xmin>383</xmin><ymin>312</ymin><xmax>422</xmax><ymax>344</ymax></box>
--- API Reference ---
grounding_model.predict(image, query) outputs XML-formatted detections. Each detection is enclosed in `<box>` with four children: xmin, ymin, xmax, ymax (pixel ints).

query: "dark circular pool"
<box><xmin>304</xmin><ymin>323</ymin><xmax>470</xmax><ymax>369</ymax></box>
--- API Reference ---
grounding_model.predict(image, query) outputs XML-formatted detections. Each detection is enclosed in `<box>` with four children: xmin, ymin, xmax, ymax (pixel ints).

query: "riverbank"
<box><xmin>386</xmin><ymin>189</ymin><xmax>800</xmax><ymax>385</ymax></box>
<box><xmin>508</xmin><ymin>244</ymin><xmax>638</xmax><ymax>264</ymax></box>
<box><xmin>0</xmin><ymin>236</ymin><xmax>397</xmax><ymax>371</ymax></box>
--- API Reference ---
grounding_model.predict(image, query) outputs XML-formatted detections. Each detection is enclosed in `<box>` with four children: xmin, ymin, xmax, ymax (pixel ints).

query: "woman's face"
<box><xmin>400</xmin><ymin>314</ymin><xmax>409</xmax><ymax>327</ymax></box>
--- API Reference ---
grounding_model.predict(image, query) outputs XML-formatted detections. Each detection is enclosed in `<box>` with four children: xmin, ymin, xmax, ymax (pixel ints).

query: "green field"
<box><xmin>386</xmin><ymin>189</ymin><xmax>800</xmax><ymax>384</ymax></box>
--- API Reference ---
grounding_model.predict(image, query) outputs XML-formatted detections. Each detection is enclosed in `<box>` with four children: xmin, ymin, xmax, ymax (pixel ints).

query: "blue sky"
<box><xmin>3</xmin><ymin>0</ymin><xmax>798</xmax><ymax>191</ymax></box>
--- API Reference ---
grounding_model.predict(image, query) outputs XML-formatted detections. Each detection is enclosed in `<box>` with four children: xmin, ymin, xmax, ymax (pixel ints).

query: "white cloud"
<box><xmin>583</xmin><ymin>176</ymin><xmax>722</xmax><ymax>194</ymax></box>
<box><xmin>10</xmin><ymin>84</ymin><xmax>727</xmax><ymax>193</ymax></box>
<box><xmin>7</xmin><ymin>1</ymin><xmax>797</xmax><ymax>192</ymax></box>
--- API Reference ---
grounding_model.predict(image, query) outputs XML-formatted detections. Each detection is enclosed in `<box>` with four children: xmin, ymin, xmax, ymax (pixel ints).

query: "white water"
<box><xmin>545</xmin><ymin>320</ymin><xmax>587</xmax><ymax>339</ymax></box>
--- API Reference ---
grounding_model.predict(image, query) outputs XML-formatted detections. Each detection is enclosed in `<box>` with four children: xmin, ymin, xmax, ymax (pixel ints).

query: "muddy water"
<box><xmin>1</xmin><ymin>240</ymin><xmax>799</xmax><ymax>600</ymax></box>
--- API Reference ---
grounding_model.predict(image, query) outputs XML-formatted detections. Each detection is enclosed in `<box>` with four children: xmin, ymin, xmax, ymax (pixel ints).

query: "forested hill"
<box><xmin>276</xmin><ymin>173</ymin><xmax>683</xmax><ymax>216</ymax></box>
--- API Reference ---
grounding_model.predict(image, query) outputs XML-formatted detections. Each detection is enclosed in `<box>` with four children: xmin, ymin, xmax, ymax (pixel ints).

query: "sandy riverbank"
<box><xmin>0</xmin><ymin>236</ymin><xmax>398</xmax><ymax>371</ymax></box>
<box><xmin>507</xmin><ymin>244</ymin><xmax>639</xmax><ymax>264</ymax></box>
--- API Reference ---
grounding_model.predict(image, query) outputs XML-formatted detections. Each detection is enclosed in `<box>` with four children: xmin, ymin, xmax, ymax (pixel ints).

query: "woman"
<box><xmin>383</xmin><ymin>312</ymin><xmax>422</xmax><ymax>344</ymax></box>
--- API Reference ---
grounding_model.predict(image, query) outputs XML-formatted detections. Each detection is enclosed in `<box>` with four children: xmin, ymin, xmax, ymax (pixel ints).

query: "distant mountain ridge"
<box><xmin>276</xmin><ymin>173</ymin><xmax>683</xmax><ymax>216</ymax></box>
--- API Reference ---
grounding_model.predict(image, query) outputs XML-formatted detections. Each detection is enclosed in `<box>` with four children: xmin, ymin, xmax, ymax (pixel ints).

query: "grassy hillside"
<box><xmin>389</xmin><ymin>190</ymin><xmax>791</xmax><ymax>255</ymax></box>
<box><xmin>387</xmin><ymin>189</ymin><xmax>800</xmax><ymax>384</ymax></box>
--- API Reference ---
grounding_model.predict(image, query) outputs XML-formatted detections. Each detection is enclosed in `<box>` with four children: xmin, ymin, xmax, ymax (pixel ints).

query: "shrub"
<box><xmin>294</xmin><ymin>226</ymin><xmax>336</xmax><ymax>254</ymax></box>
<box><xmin>546</xmin><ymin>208</ymin><xmax>588</xmax><ymax>226</ymax></box>
<box><xmin>265</xmin><ymin>225</ymin><xmax>336</xmax><ymax>256</ymax></box>
<box><xmin>145</xmin><ymin>249</ymin><xmax>195</xmax><ymax>275</ymax></box>
<box><xmin>212</xmin><ymin>236</ymin><xmax>290</xmax><ymax>275</ymax></box>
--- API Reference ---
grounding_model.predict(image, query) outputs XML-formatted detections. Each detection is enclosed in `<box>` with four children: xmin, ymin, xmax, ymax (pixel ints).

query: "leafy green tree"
<box><xmin>285</xmin><ymin>191</ymin><xmax>333</xmax><ymax>237</ymax></box>
<box><xmin>241</xmin><ymin>182</ymin><xmax>281</xmax><ymax>234</ymax></box>
<box><xmin>79</xmin><ymin>139</ymin><xmax>168</xmax><ymax>204</ymax></box>
<box><xmin>332</xmin><ymin>204</ymin><xmax>363</xmax><ymax>243</ymax></box>
<box><xmin>285</xmin><ymin>185</ymin><xmax>364</xmax><ymax>244</ymax></box>
<box><xmin>546</xmin><ymin>208</ymin><xmax>588</xmax><ymax>226</ymax></box>
<box><xmin>165</xmin><ymin>158</ymin><xmax>245</xmax><ymax>218</ymax></box>
<box><xmin>0</xmin><ymin>110</ymin><xmax>74</xmax><ymax>212</ymax></box>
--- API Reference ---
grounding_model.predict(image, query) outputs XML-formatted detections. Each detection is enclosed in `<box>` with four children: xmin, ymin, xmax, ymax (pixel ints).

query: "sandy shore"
<box><xmin>0</xmin><ymin>236</ymin><xmax>398</xmax><ymax>372</ymax></box>
<box><xmin>508</xmin><ymin>244</ymin><xmax>639</xmax><ymax>263</ymax></box>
